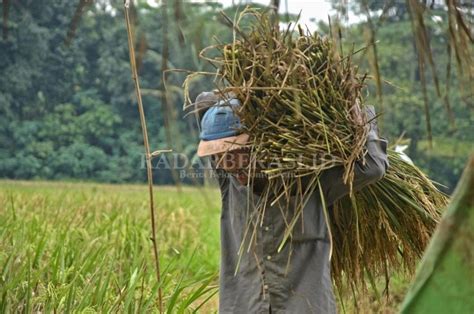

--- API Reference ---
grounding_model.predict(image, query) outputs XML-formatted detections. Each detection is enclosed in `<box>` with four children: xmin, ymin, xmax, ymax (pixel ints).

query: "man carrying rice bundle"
<box><xmin>192</xmin><ymin>91</ymin><xmax>389</xmax><ymax>313</ymax></box>
<box><xmin>186</xmin><ymin>9</ymin><xmax>445</xmax><ymax>313</ymax></box>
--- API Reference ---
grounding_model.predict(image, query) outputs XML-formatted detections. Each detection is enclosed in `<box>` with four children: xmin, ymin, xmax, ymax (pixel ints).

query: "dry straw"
<box><xmin>123</xmin><ymin>1</ymin><xmax>171</xmax><ymax>312</ymax></box>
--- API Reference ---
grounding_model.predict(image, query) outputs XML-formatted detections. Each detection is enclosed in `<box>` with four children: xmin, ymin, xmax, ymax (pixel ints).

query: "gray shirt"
<box><xmin>211</xmin><ymin>108</ymin><xmax>389</xmax><ymax>314</ymax></box>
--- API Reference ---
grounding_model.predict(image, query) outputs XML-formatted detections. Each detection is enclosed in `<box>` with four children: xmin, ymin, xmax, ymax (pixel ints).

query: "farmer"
<box><xmin>193</xmin><ymin>91</ymin><xmax>389</xmax><ymax>313</ymax></box>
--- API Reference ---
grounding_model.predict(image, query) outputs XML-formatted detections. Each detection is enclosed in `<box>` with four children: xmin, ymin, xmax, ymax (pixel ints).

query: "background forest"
<box><xmin>0</xmin><ymin>0</ymin><xmax>472</xmax><ymax>193</ymax></box>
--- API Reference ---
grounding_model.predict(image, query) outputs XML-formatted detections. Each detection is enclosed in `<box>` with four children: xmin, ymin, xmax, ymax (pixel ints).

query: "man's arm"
<box><xmin>319</xmin><ymin>106</ymin><xmax>389</xmax><ymax>206</ymax></box>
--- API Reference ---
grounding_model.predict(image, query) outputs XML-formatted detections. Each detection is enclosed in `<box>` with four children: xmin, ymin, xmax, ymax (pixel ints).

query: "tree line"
<box><xmin>0</xmin><ymin>0</ymin><xmax>471</xmax><ymax>192</ymax></box>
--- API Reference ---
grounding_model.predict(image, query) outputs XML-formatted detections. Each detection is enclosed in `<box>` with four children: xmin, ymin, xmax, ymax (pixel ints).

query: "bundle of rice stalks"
<box><xmin>207</xmin><ymin>11</ymin><xmax>369</xmax><ymax>187</ymax></box>
<box><xmin>186</xmin><ymin>8</ymin><xmax>447</xmax><ymax>293</ymax></box>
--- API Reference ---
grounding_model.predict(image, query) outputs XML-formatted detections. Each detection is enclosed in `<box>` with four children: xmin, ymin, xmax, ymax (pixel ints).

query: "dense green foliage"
<box><xmin>0</xmin><ymin>1</ymin><xmax>471</xmax><ymax>192</ymax></box>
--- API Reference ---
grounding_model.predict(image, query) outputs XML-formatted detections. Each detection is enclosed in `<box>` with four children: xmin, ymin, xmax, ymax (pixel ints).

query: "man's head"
<box><xmin>196</xmin><ymin>97</ymin><xmax>252</xmax><ymax>184</ymax></box>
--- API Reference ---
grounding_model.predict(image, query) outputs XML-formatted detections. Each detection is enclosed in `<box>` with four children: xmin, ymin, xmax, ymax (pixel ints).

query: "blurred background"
<box><xmin>0</xmin><ymin>0</ymin><xmax>472</xmax><ymax>192</ymax></box>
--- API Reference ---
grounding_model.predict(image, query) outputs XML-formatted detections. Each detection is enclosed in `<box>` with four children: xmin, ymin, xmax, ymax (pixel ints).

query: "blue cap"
<box><xmin>199</xmin><ymin>98</ymin><xmax>242</xmax><ymax>140</ymax></box>
<box><xmin>197</xmin><ymin>98</ymin><xmax>249</xmax><ymax>157</ymax></box>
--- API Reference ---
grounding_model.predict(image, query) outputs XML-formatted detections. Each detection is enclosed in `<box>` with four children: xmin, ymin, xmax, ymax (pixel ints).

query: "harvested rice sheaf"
<box><xmin>219</xmin><ymin>17</ymin><xmax>368</xmax><ymax>185</ymax></box>
<box><xmin>190</xmin><ymin>8</ymin><xmax>447</xmax><ymax>294</ymax></box>
<box><xmin>331</xmin><ymin>150</ymin><xmax>446</xmax><ymax>291</ymax></box>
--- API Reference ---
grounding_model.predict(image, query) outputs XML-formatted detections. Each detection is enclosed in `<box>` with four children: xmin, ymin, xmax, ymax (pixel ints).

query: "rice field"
<box><xmin>0</xmin><ymin>180</ymin><xmax>221</xmax><ymax>313</ymax></box>
<box><xmin>0</xmin><ymin>180</ymin><xmax>413</xmax><ymax>313</ymax></box>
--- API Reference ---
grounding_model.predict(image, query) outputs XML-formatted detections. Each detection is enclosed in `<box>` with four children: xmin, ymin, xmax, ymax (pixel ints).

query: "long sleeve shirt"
<box><xmin>212</xmin><ymin>106</ymin><xmax>389</xmax><ymax>314</ymax></box>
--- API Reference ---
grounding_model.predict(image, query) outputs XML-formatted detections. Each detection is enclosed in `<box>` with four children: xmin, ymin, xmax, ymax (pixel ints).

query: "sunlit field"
<box><xmin>0</xmin><ymin>180</ymin><xmax>413</xmax><ymax>313</ymax></box>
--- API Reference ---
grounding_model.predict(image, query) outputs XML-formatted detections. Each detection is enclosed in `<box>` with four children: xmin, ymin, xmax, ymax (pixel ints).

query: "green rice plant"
<box><xmin>0</xmin><ymin>182</ymin><xmax>219</xmax><ymax>312</ymax></box>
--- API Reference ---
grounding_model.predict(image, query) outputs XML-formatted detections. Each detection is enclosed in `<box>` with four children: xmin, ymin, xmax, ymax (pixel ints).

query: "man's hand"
<box><xmin>191</xmin><ymin>90</ymin><xmax>238</xmax><ymax>122</ymax></box>
<box><xmin>192</xmin><ymin>91</ymin><xmax>220</xmax><ymax>120</ymax></box>
<box><xmin>350</xmin><ymin>100</ymin><xmax>380</xmax><ymax>137</ymax></box>
<box><xmin>351</xmin><ymin>98</ymin><xmax>364</xmax><ymax>126</ymax></box>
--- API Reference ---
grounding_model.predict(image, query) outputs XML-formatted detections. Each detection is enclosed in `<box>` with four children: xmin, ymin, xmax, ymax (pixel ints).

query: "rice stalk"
<box><xmin>123</xmin><ymin>1</ymin><xmax>164</xmax><ymax>311</ymax></box>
